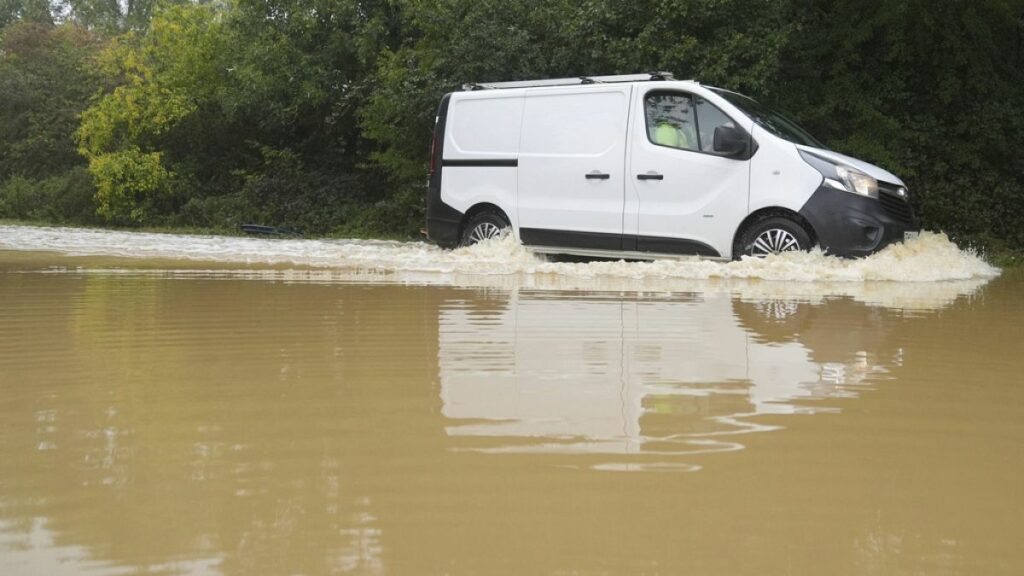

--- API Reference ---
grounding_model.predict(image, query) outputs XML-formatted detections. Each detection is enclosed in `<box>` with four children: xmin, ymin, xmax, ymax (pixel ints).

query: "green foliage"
<box><xmin>0</xmin><ymin>21</ymin><xmax>104</xmax><ymax>225</ymax></box>
<box><xmin>72</xmin><ymin>0</ymin><xmax>400</xmax><ymax>231</ymax></box>
<box><xmin>0</xmin><ymin>175</ymin><xmax>51</xmax><ymax>220</ymax></box>
<box><xmin>0</xmin><ymin>0</ymin><xmax>1022</xmax><ymax>251</ymax></box>
<box><xmin>769</xmin><ymin>0</ymin><xmax>1024</xmax><ymax>249</ymax></box>
<box><xmin>0</xmin><ymin>22</ymin><xmax>104</xmax><ymax>179</ymax></box>
<box><xmin>0</xmin><ymin>0</ymin><xmax>52</xmax><ymax>28</ymax></box>
<box><xmin>63</xmin><ymin>0</ymin><xmax>171</xmax><ymax>33</ymax></box>
<box><xmin>76</xmin><ymin>2</ymin><xmax>227</xmax><ymax>224</ymax></box>
<box><xmin>0</xmin><ymin>168</ymin><xmax>98</xmax><ymax>223</ymax></box>
<box><xmin>88</xmin><ymin>147</ymin><xmax>171</xmax><ymax>224</ymax></box>
<box><xmin>75</xmin><ymin>3</ymin><xmax>227</xmax><ymax>156</ymax></box>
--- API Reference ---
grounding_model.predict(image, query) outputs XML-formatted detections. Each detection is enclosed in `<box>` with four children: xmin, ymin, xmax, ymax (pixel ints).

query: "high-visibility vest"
<box><xmin>653</xmin><ymin>122</ymin><xmax>693</xmax><ymax>149</ymax></box>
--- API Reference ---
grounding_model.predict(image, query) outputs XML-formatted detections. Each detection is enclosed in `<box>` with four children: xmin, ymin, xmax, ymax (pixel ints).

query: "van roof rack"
<box><xmin>462</xmin><ymin>72</ymin><xmax>675</xmax><ymax>91</ymax></box>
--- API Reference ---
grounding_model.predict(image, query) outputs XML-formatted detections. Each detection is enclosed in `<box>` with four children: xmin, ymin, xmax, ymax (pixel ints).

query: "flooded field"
<box><xmin>0</xmin><ymin>225</ymin><xmax>1021</xmax><ymax>575</ymax></box>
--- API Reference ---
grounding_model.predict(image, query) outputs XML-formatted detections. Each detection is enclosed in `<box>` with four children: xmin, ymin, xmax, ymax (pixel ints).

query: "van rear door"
<box><xmin>517</xmin><ymin>86</ymin><xmax>632</xmax><ymax>250</ymax></box>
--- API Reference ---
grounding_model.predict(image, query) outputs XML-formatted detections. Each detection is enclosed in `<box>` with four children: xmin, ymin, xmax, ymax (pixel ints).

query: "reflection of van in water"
<box><xmin>439</xmin><ymin>291</ymin><xmax>898</xmax><ymax>455</ymax></box>
<box><xmin>426</xmin><ymin>72</ymin><xmax>919</xmax><ymax>260</ymax></box>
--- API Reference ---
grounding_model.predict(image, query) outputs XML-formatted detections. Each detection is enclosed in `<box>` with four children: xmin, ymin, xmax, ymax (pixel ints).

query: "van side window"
<box><xmin>645</xmin><ymin>93</ymin><xmax>698</xmax><ymax>152</ymax></box>
<box><xmin>695</xmin><ymin>97</ymin><xmax>737</xmax><ymax>153</ymax></box>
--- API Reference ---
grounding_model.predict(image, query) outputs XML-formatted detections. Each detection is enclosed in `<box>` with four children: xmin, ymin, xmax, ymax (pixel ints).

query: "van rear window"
<box><xmin>449</xmin><ymin>96</ymin><xmax>524</xmax><ymax>156</ymax></box>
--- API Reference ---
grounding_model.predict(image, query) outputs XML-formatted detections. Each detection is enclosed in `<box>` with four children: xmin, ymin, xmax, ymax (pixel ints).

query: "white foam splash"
<box><xmin>527</xmin><ymin>231</ymin><xmax>999</xmax><ymax>283</ymax></box>
<box><xmin>0</xmin><ymin>224</ymin><xmax>998</xmax><ymax>282</ymax></box>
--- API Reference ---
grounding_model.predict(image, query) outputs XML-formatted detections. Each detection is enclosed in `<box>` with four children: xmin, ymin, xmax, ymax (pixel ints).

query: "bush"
<box><xmin>0</xmin><ymin>168</ymin><xmax>98</xmax><ymax>224</ymax></box>
<box><xmin>0</xmin><ymin>176</ymin><xmax>43</xmax><ymax>220</ymax></box>
<box><xmin>50</xmin><ymin>167</ymin><xmax>100</xmax><ymax>224</ymax></box>
<box><xmin>88</xmin><ymin>147</ymin><xmax>172</xmax><ymax>225</ymax></box>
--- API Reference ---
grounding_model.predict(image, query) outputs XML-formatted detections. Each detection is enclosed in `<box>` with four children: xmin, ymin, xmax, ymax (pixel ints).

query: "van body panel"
<box><xmin>628</xmin><ymin>139</ymin><xmax>749</xmax><ymax>257</ymax></box>
<box><xmin>748</xmin><ymin>126</ymin><xmax>822</xmax><ymax>217</ymax></box>
<box><xmin>439</xmin><ymin>165</ymin><xmax>520</xmax><ymax>232</ymax></box>
<box><xmin>517</xmin><ymin>86</ymin><xmax>631</xmax><ymax>243</ymax></box>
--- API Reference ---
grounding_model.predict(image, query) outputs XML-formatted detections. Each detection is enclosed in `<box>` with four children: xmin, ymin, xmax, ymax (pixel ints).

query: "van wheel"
<box><xmin>738</xmin><ymin>216</ymin><xmax>811</xmax><ymax>258</ymax></box>
<box><xmin>460</xmin><ymin>211</ymin><xmax>509</xmax><ymax>247</ymax></box>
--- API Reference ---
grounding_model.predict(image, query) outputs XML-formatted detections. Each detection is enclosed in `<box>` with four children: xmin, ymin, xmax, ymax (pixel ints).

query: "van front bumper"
<box><xmin>798</xmin><ymin>185</ymin><xmax>919</xmax><ymax>258</ymax></box>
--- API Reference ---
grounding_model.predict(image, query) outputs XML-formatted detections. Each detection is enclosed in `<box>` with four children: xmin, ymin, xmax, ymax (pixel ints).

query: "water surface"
<box><xmin>0</xmin><ymin>226</ymin><xmax>1020</xmax><ymax>575</ymax></box>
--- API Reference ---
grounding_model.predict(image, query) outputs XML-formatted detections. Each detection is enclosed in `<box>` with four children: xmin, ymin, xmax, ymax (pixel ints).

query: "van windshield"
<box><xmin>710</xmin><ymin>88</ymin><xmax>827</xmax><ymax>149</ymax></box>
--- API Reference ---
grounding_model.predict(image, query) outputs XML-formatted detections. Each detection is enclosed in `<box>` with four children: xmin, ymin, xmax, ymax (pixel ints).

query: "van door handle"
<box><xmin>585</xmin><ymin>172</ymin><xmax>610</xmax><ymax>180</ymax></box>
<box><xmin>636</xmin><ymin>173</ymin><xmax>664</xmax><ymax>181</ymax></box>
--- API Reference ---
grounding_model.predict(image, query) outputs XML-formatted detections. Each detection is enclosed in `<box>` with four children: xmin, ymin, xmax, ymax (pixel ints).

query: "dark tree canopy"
<box><xmin>1</xmin><ymin>0</ymin><xmax>1023</xmax><ymax>257</ymax></box>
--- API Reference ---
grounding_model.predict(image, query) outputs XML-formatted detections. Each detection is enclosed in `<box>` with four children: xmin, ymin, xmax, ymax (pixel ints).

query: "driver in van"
<box><xmin>650</xmin><ymin>96</ymin><xmax>698</xmax><ymax>150</ymax></box>
<box><xmin>653</xmin><ymin>120</ymin><xmax>695</xmax><ymax>149</ymax></box>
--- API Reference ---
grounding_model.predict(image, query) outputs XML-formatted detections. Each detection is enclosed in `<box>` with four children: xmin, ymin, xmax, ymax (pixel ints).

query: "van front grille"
<box><xmin>878</xmin><ymin>189</ymin><xmax>914</xmax><ymax>224</ymax></box>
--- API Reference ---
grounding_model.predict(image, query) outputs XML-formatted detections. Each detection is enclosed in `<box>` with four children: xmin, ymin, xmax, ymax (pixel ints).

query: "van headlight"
<box><xmin>799</xmin><ymin>150</ymin><xmax>878</xmax><ymax>199</ymax></box>
<box><xmin>835</xmin><ymin>165</ymin><xmax>878</xmax><ymax>198</ymax></box>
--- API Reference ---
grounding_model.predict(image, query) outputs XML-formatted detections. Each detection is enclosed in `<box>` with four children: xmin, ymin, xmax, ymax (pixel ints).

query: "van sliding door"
<box><xmin>517</xmin><ymin>86</ymin><xmax>631</xmax><ymax>250</ymax></box>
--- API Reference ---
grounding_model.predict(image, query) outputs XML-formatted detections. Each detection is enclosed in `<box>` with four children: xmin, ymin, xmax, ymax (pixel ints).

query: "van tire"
<box><xmin>460</xmin><ymin>211</ymin><xmax>510</xmax><ymax>247</ymax></box>
<box><xmin>736</xmin><ymin>216</ymin><xmax>812</xmax><ymax>258</ymax></box>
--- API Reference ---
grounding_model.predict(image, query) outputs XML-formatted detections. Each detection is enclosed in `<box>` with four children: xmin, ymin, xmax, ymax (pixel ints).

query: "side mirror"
<box><xmin>713</xmin><ymin>125</ymin><xmax>748</xmax><ymax>157</ymax></box>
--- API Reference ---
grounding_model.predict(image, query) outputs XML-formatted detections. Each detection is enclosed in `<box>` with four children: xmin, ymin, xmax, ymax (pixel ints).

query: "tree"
<box><xmin>773</xmin><ymin>0</ymin><xmax>1024</xmax><ymax>249</ymax></box>
<box><xmin>0</xmin><ymin>21</ymin><xmax>104</xmax><ymax>180</ymax></box>
<box><xmin>0</xmin><ymin>0</ymin><xmax>52</xmax><ymax>28</ymax></box>
<box><xmin>3</xmin><ymin>0</ymin><xmax>1022</xmax><ymax>252</ymax></box>
<box><xmin>0</xmin><ymin>20</ymin><xmax>105</xmax><ymax>223</ymax></box>
<box><xmin>76</xmin><ymin>2</ymin><xmax>226</xmax><ymax>223</ymax></box>
<box><xmin>74</xmin><ymin>0</ymin><xmax>405</xmax><ymax>230</ymax></box>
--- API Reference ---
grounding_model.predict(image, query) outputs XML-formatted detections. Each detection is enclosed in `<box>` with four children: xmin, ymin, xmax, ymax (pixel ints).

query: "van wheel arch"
<box><xmin>732</xmin><ymin>208</ymin><xmax>817</xmax><ymax>259</ymax></box>
<box><xmin>459</xmin><ymin>203</ymin><xmax>511</xmax><ymax>245</ymax></box>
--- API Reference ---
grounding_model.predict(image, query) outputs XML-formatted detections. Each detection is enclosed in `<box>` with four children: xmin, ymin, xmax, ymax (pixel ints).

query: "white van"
<box><xmin>426</xmin><ymin>73</ymin><xmax>918</xmax><ymax>259</ymax></box>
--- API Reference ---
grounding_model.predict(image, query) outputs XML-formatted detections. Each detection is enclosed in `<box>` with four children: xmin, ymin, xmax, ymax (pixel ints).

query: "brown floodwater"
<box><xmin>0</xmin><ymin>237</ymin><xmax>1022</xmax><ymax>575</ymax></box>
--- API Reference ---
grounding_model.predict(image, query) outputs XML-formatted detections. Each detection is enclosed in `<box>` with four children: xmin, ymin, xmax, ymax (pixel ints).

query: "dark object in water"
<box><xmin>240</xmin><ymin>224</ymin><xmax>303</xmax><ymax>238</ymax></box>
